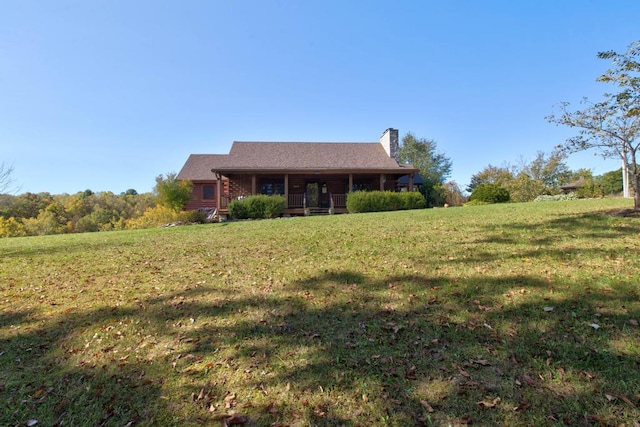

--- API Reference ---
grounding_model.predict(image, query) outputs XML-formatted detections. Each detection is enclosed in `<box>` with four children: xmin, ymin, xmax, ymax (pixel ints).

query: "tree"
<box><xmin>466</xmin><ymin>165</ymin><xmax>514</xmax><ymax>193</ymax></box>
<box><xmin>469</xmin><ymin>183</ymin><xmax>510</xmax><ymax>204</ymax></box>
<box><xmin>547</xmin><ymin>40</ymin><xmax>640</xmax><ymax>209</ymax></box>
<box><xmin>441</xmin><ymin>181</ymin><xmax>467</xmax><ymax>206</ymax></box>
<box><xmin>0</xmin><ymin>162</ymin><xmax>17</xmax><ymax>194</ymax></box>
<box><xmin>598</xmin><ymin>41</ymin><xmax>640</xmax><ymax>117</ymax></box>
<box><xmin>398</xmin><ymin>132</ymin><xmax>452</xmax><ymax>207</ymax></box>
<box><xmin>523</xmin><ymin>150</ymin><xmax>572</xmax><ymax>189</ymax></box>
<box><xmin>154</xmin><ymin>173</ymin><xmax>193</xmax><ymax>211</ymax></box>
<box><xmin>506</xmin><ymin>172</ymin><xmax>548</xmax><ymax>203</ymax></box>
<box><xmin>398</xmin><ymin>132</ymin><xmax>452</xmax><ymax>185</ymax></box>
<box><xmin>601</xmin><ymin>168</ymin><xmax>624</xmax><ymax>195</ymax></box>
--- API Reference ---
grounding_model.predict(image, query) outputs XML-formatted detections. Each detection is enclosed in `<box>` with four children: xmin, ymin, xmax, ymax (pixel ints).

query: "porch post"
<box><xmin>380</xmin><ymin>174</ymin><xmax>385</xmax><ymax>191</ymax></box>
<box><xmin>215</xmin><ymin>173</ymin><xmax>222</xmax><ymax>211</ymax></box>
<box><xmin>251</xmin><ymin>175</ymin><xmax>256</xmax><ymax>195</ymax></box>
<box><xmin>349</xmin><ymin>174</ymin><xmax>353</xmax><ymax>193</ymax></box>
<box><xmin>409</xmin><ymin>174</ymin><xmax>414</xmax><ymax>192</ymax></box>
<box><xmin>284</xmin><ymin>174</ymin><xmax>289</xmax><ymax>208</ymax></box>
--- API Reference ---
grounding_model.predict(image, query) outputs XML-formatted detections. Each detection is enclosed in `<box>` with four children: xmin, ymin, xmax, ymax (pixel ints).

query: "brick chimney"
<box><xmin>380</xmin><ymin>128</ymin><xmax>399</xmax><ymax>161</ymax></box>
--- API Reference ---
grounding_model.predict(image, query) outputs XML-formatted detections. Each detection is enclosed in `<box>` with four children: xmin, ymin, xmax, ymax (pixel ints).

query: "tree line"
<box><xmin>399</xmin><ymin>132</ymin><xmax>624</xmax><ymax>208</ymax></box>
<box><xmin>0</xmin><ymin>173</ymin><xmax>196</xmax><ymax>238</ymax></box>
<box><xmin>0</xmin><ymin>147</ymin><xmax>628</xmax><ymax>238</ymax></box>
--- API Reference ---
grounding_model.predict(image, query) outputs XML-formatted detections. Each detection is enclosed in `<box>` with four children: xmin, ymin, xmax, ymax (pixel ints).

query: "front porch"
<box><xmin>215</xmin><ymin>172</ymin><xmax>414</xmax><ymax>216</ymax></box>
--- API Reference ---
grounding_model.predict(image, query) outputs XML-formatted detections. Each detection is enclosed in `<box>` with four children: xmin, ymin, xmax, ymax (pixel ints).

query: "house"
<box><xmin>560</xmin><ymin>177</ymin><xmax>586</xmax><ymax>194</ymax></box>
<box><xmin>177</xmin><ymin>128</ymin><xmax>418</xmax><ymax>216</ymax></box>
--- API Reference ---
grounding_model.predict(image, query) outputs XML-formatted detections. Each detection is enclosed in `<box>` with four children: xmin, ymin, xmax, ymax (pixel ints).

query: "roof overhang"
<box><xmin>210</xmin><ymin>167</ymin><xmax>419</xmax><ymax>175</ymax></box>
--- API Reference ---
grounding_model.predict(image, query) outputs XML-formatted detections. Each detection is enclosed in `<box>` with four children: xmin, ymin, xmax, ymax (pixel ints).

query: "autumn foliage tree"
<box><xmin>154</xmin><ymin>172</ymin><xmax>193</xmax><ymax>211</ymax></box>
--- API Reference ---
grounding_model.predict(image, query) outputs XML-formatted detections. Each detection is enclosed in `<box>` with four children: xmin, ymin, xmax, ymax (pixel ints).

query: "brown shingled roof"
<box><xmin>177</xmin><ymin>154</ymin><xmax>228</xmax><ymax>181</ymax></box>
<box><xmin>177</xmin><ymin>141</ymin><xmax>417</xmax><ymax>180</ymax></box>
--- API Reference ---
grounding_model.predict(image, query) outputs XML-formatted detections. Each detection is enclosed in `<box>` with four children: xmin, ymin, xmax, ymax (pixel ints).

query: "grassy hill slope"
<box><xmin>1</xmin><ymin>198</ymin><xmax>639</xmax><ymax>426</ymax></box>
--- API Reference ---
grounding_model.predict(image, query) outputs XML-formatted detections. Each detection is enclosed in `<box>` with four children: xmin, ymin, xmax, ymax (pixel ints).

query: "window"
<box><xmin>203</xmin><ymin>185</ymin><xmax>215</xmax><ymax>200</ymax></box>
<box><xmin>260</xmin><ymin>182</ymin><xmax>285</xmax><ymax>195</ymax></box>
<box><xmin>352</xmin><ymin>183</ymin><xmax>372</xmax><ymax>192</ymax></box>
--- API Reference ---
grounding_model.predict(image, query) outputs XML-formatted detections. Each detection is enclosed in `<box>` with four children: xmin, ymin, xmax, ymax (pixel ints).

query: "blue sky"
<box><xmin>1</xmin><ymin>1</ymin><xmax>638</xmax><ymax>195</ymax></box>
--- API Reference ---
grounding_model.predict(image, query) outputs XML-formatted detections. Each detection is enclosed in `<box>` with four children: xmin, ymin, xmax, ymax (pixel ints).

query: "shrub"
<box><xmin>533</xmin><ymin>193</ymin><xmax>579</xmax><ymax>202</ymax></box>
<box><xmin>469</xmin><ymin>184</ymin><xmax>510</xmax><ymax>204</ymax></box>
<box><xmin>229</xmin><ymin>195</ymin><xmax>286</xmax><ymax>219</ymax></box>
<box><xmin>126</xmin><ymin>206</ymin><xmax>181</xmax><ymax>229</ymax></box>
<box><xmin>576</xmin><ymin>181</ymin><xmax>605</xmax><ymax>199</ymax></box>
<box><xmin>346</xmin><ymin>191</ymin><xmax>425</xmax><ymax>213</ymax></box>
<box><xmin>228</xmin><ymin>199</ymin><xmax>249</xmax><ymax>219</ymax></box>
<box><xmin>182</xmin><ymin>210</ymin><xmax>210</xmax><ymax>224</ymax></box>
<box><xmin>0</xmin><ymin>216</ymin><xmax>27</xmax><ymax>238</ymax></box>
<box><xmin>401</xmin><ymin>191</ymin><xmax>427</xmax><ymax>209</ymax></box>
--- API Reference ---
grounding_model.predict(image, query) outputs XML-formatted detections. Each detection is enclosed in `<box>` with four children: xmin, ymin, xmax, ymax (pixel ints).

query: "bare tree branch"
<box><xmin>0</xmin><ymin>162</ymin><xmax>17</xmax><ymax>194</ymax></box>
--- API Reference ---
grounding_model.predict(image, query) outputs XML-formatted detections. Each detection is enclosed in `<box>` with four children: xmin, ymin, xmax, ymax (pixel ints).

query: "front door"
<box><xmin>306</xmin><ymin>182</ymin><xmax>319</xmax><ymax>208</ymax></box>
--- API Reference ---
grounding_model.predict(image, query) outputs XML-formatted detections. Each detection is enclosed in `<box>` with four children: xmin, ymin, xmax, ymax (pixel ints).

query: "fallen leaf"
<box><xmin>588</xmin><ymin>414</ymin><xmax>615</xmax><ymax>424</ymax></box>
<box><xmin>590</xmin><ymin>323</ymin><xmax>600</xmax><ymax>330</ymax></box>
<box><xmin>522</xmin><ymin>375</ymin><xmax>537</xmax><ymax>387</ymax></box>
<box><xmin>513</xmin><ymin>401</ymin><xmax>531</xmax><ymax>411</ymax></box>
<box><xmin>27</xmin><ymin>420</ymin><xmax>38</xmax><ymax>427</ymax></box>
<box><xmin>420</xmin><ymin>400</ymin><xmax>435</xmax><ymax>413</ymax></box>
<box><xmin>476</xmin><ymin>397</ymin><xmax>500</xmax><ymax>408</ymax></box>
<box><xmin>405</xmin><ymin>365</ymin><xmax>417</xmax><ymax>379</ymax></box>
<box><xmin>605</xmin><ymin>391</ymin><xmax>636</xmax><ymax>407</ymax></box>
<box><xmin>629</xmin><ymin>319</ymin><xmax>638</xmax><ymax>326</ymax></box>
<box><xmin>313</xmin><ymin>407</ymin><xmax>326</xmax><ymax>417</ymax></box>
<box><xmin>265</xmin><ymin>402</ymin><xmax>278</xmax><ymax>414</ymax></box>
<box><xmin>543</xmin><ymin>306</ymin><xmax>554</xmax><ymax>312</ymax></box>
<box><xmin>224</xmin><ymin>393</ymin><xmax>237</xmax><ymax>409</ymax></box>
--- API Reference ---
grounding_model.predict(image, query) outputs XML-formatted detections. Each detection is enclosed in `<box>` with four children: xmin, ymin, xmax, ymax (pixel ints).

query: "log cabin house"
<box><xmin>177</xmin><ymin>128</ymin><xmax>418</xmax><ymax>217</ymax></box>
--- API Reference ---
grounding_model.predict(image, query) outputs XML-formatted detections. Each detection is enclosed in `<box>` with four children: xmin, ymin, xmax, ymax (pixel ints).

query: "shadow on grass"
<box><xmin>2</xmin><ymin>268</ymin><xmax>638</xmax><ymax>426</ymax></box>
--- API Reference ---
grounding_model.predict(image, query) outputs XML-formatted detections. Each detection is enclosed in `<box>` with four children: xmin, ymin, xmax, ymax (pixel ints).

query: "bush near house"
<box><xmin>346</xmin><ymin>191</ymin><xmax>425</xmax><ymax>213</ymax></box>
<box><xmin>228</xmin><ymin>195</ymin><xmax>286</xmax><ymax>219</ymax></box>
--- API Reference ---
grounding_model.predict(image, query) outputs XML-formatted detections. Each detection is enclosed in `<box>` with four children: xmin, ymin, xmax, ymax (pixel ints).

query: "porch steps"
<box><xmin>307</xmin><ymin>208</ymin><xmax>331</xmax><ymax>216</ymax></box>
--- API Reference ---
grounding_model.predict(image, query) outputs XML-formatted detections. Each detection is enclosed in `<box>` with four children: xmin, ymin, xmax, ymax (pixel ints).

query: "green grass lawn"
<box><xmin>1</xmin><ymin>198</ymin><xmax>639</xmax><ymax>426</ymax></box>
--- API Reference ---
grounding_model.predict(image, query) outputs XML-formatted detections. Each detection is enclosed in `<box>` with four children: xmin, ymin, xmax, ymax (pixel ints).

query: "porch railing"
<box><xmin>288</xmin><ymin>193</ymin><xmax>305</xmax><ymax>208</ymax></box>
<box><xmin>220</xmin><ymin>194</ymin><xmax>233</xmax><ymax>209</ymax></box>
<box><xmin>332</xmin><ymin>193</ymin><xmax>347</xmax><ymax>207</ymax></box>
<box><xmin>221</xmin><ymin>193</ymin><xmax>343</xmax><ymax>210</ymax></box>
